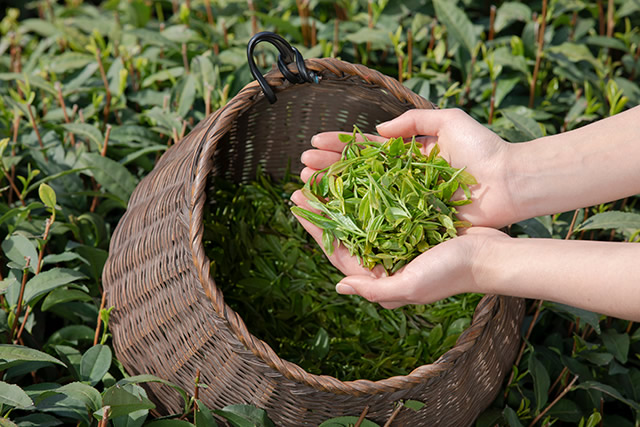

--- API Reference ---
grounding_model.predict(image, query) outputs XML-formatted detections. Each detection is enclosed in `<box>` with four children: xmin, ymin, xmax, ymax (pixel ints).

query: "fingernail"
<box><xmin>376</xmin><ymin>120</ymin><xmax>391</xmax><ymax>130</ymax></box>
<box><xmin>336</xmin><ymin>283</ymin><xmax>356</xmax><ymax>295</ymax></box>
<box><xmin>310</xmin><ymin>135</ymin><xmax>318</xmax><ymax>147</ymax></box>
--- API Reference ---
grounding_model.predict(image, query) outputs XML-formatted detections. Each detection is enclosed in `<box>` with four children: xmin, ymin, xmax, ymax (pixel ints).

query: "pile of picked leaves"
<box><xmin>202</xmin><ymin>168</ymin><xmax>481</xmax><ymax>381</ymax></box>
<box><xmin>292</xmin><ymin>129</ymin><xmax>475</xmax><ymax>273</ymax></box>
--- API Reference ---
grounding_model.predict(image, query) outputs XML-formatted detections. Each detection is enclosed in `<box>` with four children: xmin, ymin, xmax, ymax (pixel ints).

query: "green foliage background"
<box><xmin>0</xmin><ymin>0</ymin><xmax>639</xmax><ymax>425</ymax></box>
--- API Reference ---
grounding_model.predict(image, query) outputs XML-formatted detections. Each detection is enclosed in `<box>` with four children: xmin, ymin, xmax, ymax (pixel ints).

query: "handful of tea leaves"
<box><xmin>291</xmin><ymin>128</ymin><xmax>477</xmax><ymax>273</ymax></box>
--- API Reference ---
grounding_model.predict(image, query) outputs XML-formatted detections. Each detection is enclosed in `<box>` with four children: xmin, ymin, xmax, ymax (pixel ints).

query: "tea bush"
<box><xmin>0</xmin><ymin>0</ymin><xmax>639</xmax><ymax>425</ymax></box>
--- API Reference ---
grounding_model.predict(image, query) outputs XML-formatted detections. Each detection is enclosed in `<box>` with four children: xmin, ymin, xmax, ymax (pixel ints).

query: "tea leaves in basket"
<box><xmin>203</xmin><ymin>169</ymin><xmax>481</xmax><ymax>381</ymax></box>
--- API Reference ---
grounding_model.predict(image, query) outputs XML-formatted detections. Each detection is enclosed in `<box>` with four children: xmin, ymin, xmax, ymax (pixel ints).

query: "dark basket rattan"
<box><xmin>103</xmin><ymin>51</ymin><xmax>525</xmax><ymax>426</ymax></box>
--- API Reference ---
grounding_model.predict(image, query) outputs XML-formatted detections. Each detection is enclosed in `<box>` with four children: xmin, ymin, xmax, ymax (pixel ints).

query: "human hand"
<box><xmin>332</xmin><ymin>227</ymin><xmax>508</xmax><ymax>309</ymax></box>
<box><xmin>300</xmin><ymin>109</ymin><xmax>517</xmax><ymax>229</ymax></box>
<box><xmin>290</xmin><ymin>190</ymin><xmax>507</xmax><ymax>309</ymax></box>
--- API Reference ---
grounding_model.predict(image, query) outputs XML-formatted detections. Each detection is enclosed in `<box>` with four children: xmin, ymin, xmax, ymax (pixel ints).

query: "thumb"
<box><xmin>376</xmin><ymin>109</ymin><xmax>458</xmax><ymax>139</ymax></box>
<box><xmin>336</xmin><ymin>274</ymin><xmax>407</xmax><ymax>304</ymax></box>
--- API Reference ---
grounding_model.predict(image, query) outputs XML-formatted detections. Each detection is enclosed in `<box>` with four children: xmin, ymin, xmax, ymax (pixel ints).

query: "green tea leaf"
<box><xmin>546</xmin><ymin>302</ymin><xmax>602</xmax><ymax>334</ymax></box>
<box><xmin>494</xmin><ymin>2</ymin><xmax>532</xmax><ymax>33</ymax></box>
<box><xmin>0</xmin><ymin>345</ymin><xmax>66</xmax><ymax>371</ymax></box>
<box><xmin>177</xmin><ymin>74</ymin><xmax>196</xmax><ymax>117</ymax></box>
<box><xmin>80</xmin><ymin>345</ymin><xmax>112</xmax><ymax>386</ymax></box>
<box><xmin>194</xmin><ymin>400</ymin><xmax>218</xmax><ymax>427</ymax></box>
<box><xmin>574</xmin><ymin>381</ymin><xmax>640</xmax><ymax>411</ymax></box>
<box><xmin>38</xmin><ymin>183</ymin><xmax>56</xmax><ymax>209</ymax></box>
<box><xmin>57</xmin><ymin>382</ymin><xmax>102</xmax><ymax>412</ymax></box>
<box><xmin>0</xmin><ymin>381</ymin><xmax>33</xmax><ymax>409</ymax></box>
<box><xmin>11</xmin><ymin>413</ymin><xmax>61</xmax><ymax>427</ymax></box>
<box><xmin>2</xmin><ymin>234</ymin><xmax>39</xmax><ymax>273</ymax></box>
<box><xmin>80</xmin><ymin>152</ymin><xmax>138</xmax><ymax>203</ymax></box>
<box><xmin>141</xmin><ymin>420</ymin><xmax>192</xmax><ymax>427</ymax></box>
<box><xmin>49</xmin><ymin>52</ymin><xmax>94</xmax><ymax>74</ymax></box>
<box><xmin>61</xmin><ymin>123</ymin><xmax>104</xmax><ymax>150</ymax></box>
<box><xmin>404</xmin><ymin>400</ymin><xmax>426</xmax><ymax>411</ymax></box>
<box><xmin>42</xmin><ymin>289</ymin><xmax>92</xmax><ymax>311</ymax></box>
<box><xmin>501</xmin><ymin>109</ymin><xmax>543</xmax><ymax>140</ymax></box>
<box><xmin>574</xmin><ymin>211</ymin><xmax>640</xmax><ymax>234</ymax></box>
<box><xmin>112</xmin><ymin>409</ymin><xmax>149</xmax><ymax>427</ymax></box>
<box><xmin>214</xmin><ymin>404</ymin><xmax>275</xmax><ymax>427</ymax></box>
<box><xmin>528</xmin><ymin>354</ymin><xmax>550</xmax><ymax>412</ymax></box>
<box><xmin>502</xmin><ymin>406</ymin><xmax>524</xmax><ymax>427</ymax></box>
<box><xmin>23</xmin><ymin>268</ymin><xmax>87</xmax><ymax>304</ymax></box>
<box><xmin>291</xmin><ymin>206</ymin><xmax>337</xmax><ymax>230</ymax></box>
<box><xmin>433</xmin><ymin>0</ymin><xmax>479</xmax><ymax>56</ymax></box>
<box><xmin>116</xmin><ymin>375</ymin><xmax>190</xmax><ymax>410</ymax></box>
<box><xmin>319</xmin><ymin>416</ymin><xmax>379</xmax><ymax>427</ymax></box>
<box><xmin>601</xmin><ymin>329</ymin><xmax>630</xmax><ymax>364</ymax></box>
<box><xmin>310</xmin><ymin>327</ymin><xmax>330</xmax><ymax>360</ymax></box>
<box><xmin>100</xmin><ymin>384</ymin><xmax>155</xmax><ymax>419</ymax></box>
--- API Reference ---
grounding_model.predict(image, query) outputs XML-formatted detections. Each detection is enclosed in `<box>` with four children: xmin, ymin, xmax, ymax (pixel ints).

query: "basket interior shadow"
<box><xmin>104</xmin><ymin>57</ymin><xmax>525</xmax><ymax>427</ymax></box>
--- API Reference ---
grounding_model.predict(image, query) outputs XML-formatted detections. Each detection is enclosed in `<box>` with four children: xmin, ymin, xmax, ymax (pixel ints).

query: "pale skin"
<box><xmin>290</xmin><ymin>106</ymin><xmax>640</xmax><ymax>322</ymax></box>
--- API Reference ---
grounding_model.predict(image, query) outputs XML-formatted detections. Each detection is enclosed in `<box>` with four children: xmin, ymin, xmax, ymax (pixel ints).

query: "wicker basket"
<box><xmin>103</xmin><ymin>34</ymin><xmax>525</xmax><ymax>426</ymax></box>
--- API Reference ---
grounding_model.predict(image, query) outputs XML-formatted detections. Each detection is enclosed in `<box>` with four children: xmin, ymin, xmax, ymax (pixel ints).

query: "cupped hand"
<box><xmin>291</xmin><ymin>186</ymin><xmax>508</xmax><ymax>309</ymax></box>
<box><xmin>333</xmin><ymin>227</ymin><xmax>508</xmax><ymax>309</ymax></box>
<box><xmin>300</xmin><ymin>108</ymin><xmax>518</xmax><ymax>229</ymax></box>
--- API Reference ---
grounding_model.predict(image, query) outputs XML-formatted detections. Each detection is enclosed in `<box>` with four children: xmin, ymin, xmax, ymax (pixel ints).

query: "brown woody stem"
<box><xmin>355</xmin><ymin>406</ymin><xmax>370</xmax><ymax>427</ymax></box>
<box><xmin>95</xmin><ymin>49</ymin><xmax>112</xmax><ymax>127</ymax></box>
<box><xmin>55</xmin><ymin>82</ymin><xmax>76</xmax><ymax>146</ymax></box>
<box><xmin>607</xmin><ymin>0</ymin><xmax>614</xmax><ymax>38</ymax></box>
<box><xmin>529</xmin><ymin>0</ymin><xmax>548</xmax><ymax>109</ymax></box>
<box><xmin>529</xmin><ymin>376</ymin><xmax>579</xmax><ymax>427</ymax></box>
<box><xmin>382</xmin><ymin>403</ymin><xmax>404</xmax><ymax>427</ymax></box>
<box><xmin>428</xmin><ymin>20</ymin><xmax>436</xmax><ymax>52</ymax></box>
<box><xmin>597</xmin><ymin>0</ymin><xmax>605</xmax><ymax>35</ymax></box>
<box><xmin>489</xmin><ymin>5</ymin><xmax>496</xmax><ymax>41</ymax></box>
<box><xmin>407</xmin><ymin>28</ymin><xmax>413</xmax><ymax>79</ymax></box>
<box><xmin>2</xmin><ymin>167</ymin><xmax>25</xmax><ymax>207</ymax></box>
<box><xmin>93</xmin><ymin>290</ymin><xmax>107</xmax><ymax>346</ymax></box>
<box><xmin>182</xmin><ymin>43</ymin><xmax>190</xmax><ymax>73</ymax></box>
<box><xmin>11</xmin><ymin>259</ymin><xmax>31</xmax><ymax>340</ymax></box>
<box><xmin>26</xmin><ymin>104</ymin><xmax>45</xmax><ymax>151</ymax></box>
<box><xmin>204</xmin><ymin>0</ymin><xmax>214</xmax><ymax>26</ymax></box>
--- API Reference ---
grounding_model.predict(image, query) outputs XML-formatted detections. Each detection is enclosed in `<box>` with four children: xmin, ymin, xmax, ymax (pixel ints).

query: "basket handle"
<box><xmin>247</xmin><ymin>31</ymin><xmax>318</xmax><ymax>104</ymax></box>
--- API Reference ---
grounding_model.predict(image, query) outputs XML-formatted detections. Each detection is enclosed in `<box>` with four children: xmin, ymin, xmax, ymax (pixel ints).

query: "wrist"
<box><xmin>502</xmin><ymin>136</ymin><xmax>558</xmax><ymax>224</ymax></box>
<box><xmin>467</xmin><ymin>229</ymin><xmax>512</xmax><ymax>295</ymax></box>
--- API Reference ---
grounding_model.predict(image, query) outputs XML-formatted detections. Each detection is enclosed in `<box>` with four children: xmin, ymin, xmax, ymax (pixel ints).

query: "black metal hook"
<box><xmin>247</xmin><ymin>31</ymin><xmax>318</xmax><ymax>104</ymax></box>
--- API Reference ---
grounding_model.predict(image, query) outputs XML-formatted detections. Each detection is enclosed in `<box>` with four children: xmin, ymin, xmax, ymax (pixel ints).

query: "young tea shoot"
<box><xmin>203</xmin><ymin>169</ymin><xmax>481</xmax><ymax>381</ymax></box>
<box><xmin>291</xmin><ymin>127</ymin><xmax>476</xmax><ymax>273</ymax></box>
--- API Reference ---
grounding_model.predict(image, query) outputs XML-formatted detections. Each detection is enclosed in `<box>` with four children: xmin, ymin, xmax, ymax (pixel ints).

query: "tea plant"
<box><xmin>0</xmin><ymin>0</ymin><xmax>639</xmax><ymax>425</ymax></box>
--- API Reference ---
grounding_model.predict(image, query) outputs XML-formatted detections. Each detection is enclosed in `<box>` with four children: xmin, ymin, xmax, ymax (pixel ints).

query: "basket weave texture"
<box><xmin>103</xmin><ymin>57</ymin><xmax>525</xmax><ymax>426</ymax></box>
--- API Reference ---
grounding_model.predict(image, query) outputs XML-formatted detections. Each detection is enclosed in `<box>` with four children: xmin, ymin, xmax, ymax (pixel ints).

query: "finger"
<box><xmin>312</xmin><ymin>131</ymin><xmax>387</xmax><ymax>152</ymax></box>
<box><xmin>379</xmin><ymin>301</ymin><xmax>407</xmax><ymax>310</ymax></box>
<box><xmin>311</xmin><ymin>132</ymin><xmax>350</xmax><ymax>152</ymax></box>
<box><xmin>290</xmin><ymin>190</ymin><xmax>325</xmax><ymax>243</ymax></box>
<box><xmin>300</xmin><ymin>149</ymin><xmax>342</xmax><ymax>170</ymax></box>
<box><xmin>300</xmin><ymin>167</ymin><xmax>320</xmax><ymax>183</ymax></box>
<box><xmin>336</xmin><ymin>274</ymin><xmax>409</xmax><ymax>304</ymax></box>
<box><xmin>377</xmin><ymin>109</ymin><xmax>467</xmax><ymax>139</ymax></box>
<box><xmin>414</xmin><ymin>135</ymin><xmax>439</xmax><ymax>157</ymax></box>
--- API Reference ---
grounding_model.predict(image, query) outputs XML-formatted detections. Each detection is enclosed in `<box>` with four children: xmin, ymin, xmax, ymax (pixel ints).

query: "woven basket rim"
<box><xmin>187</xmin><ymin>57</ymin><xmax>505</xmax><ymax>395</ymax></box>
